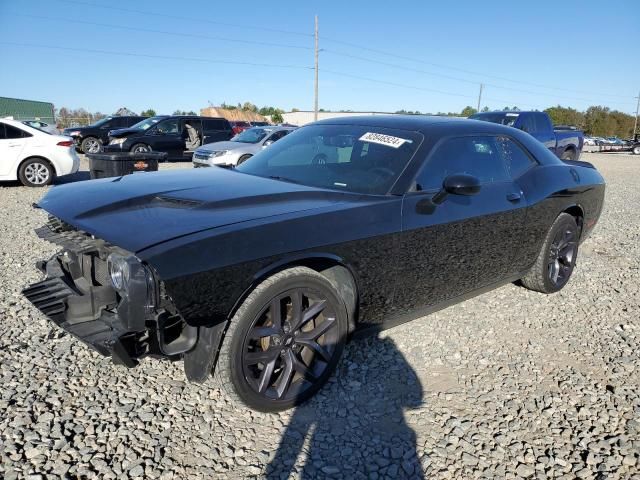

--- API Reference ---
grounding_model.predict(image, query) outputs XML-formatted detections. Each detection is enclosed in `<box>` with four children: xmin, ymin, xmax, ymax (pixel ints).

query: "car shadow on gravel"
<box><xmin>266</xmin><ymin>336</ymin><xmax>425</xmax><ymax>479</ymax></box>
<box><xmin>55</xmin><ymin>171</ymin><xmax>90</xmax><ymax>184</ymax></box>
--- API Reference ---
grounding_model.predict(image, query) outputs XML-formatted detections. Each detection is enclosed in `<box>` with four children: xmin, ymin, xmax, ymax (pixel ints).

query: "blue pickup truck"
<box><xmin>469</xmin><ymin>111</ymin><xmax>583</xmax><ymax>160</ymax></box>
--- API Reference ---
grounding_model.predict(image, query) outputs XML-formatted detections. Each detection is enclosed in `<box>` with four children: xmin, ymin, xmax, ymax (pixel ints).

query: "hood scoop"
<box><xmin>152</xmin><ymin>196</ymin><xmax>204</xmax><ymax>208</ymax></box>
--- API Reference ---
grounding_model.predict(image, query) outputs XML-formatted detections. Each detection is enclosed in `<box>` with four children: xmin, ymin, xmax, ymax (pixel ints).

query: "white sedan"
<box><xmin>0</xmin><ymin>119</ymin><xmax>80</xmax><ymax>187</ymax></box>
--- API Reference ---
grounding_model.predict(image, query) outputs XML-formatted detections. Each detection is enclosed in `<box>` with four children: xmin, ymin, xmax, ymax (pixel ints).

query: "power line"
<box><xmin>320</xmin><ymin>69</ymin><xmax>547</xmax><ymax>110</ymax></box>
<box><xmin>14</xmin><ymin>13</ymin><xmax>312</xmax><ymax>50</ymax></box>
<box><xmin>322</xmin><ymin>49</ymin><xmax>633</xmax><ymax>106</ymax></box>
<box><xmin>0</xmin><ymin>42</ymin><xmax>314</xmax><ymax>70</ymax></box>
<box><xmin>321</xmin><ymin>36</ymin><xmax>635</xmax><ymax>100</ymax></box>
<box><xmin>54</xmin><ymin>0</ymin><xmax>313</xmax><ymax>37</ymax></box>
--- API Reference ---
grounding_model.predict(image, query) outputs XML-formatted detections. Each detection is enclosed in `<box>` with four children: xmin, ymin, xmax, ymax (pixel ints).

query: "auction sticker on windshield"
<box><xmin>359</xmin><ymin>132</ymin><xmax>410</xmax><ymax>149</ymax></box>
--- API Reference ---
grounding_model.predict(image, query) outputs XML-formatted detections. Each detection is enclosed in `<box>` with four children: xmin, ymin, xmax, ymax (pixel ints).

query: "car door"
<box><xmin>203</xmin><ymin>119</ymin><xmax>233</xmax><ymax>144</ymax></box>
<box><xmin>147</xmin><ymin>118</ymin><xmax>182</xmax><ymax>159</ymax></box>
<box><xmin>0</xmin><ymin>122</ymin><xmax>30</xmax><ymax>177</ymax></box>
<box><xmin>394</xmin><ymin>134</ymin><xmax>527</xmax><ymax>315</ymax></box>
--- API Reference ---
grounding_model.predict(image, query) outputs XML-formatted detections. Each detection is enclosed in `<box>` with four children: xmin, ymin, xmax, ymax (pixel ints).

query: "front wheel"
<box><xmin>130</xmin><ymin>143</ymin><xmax>151</xmax><ymax>154</ymax></box>
<box><xmin>80</xmin><ymin>137</ymin><xmax>102</xmax><ymax>154</ymax></box>
<box><xmin>214</xmin><ymin>267</ymin><xmax>348</xmax><ymax>412</ymax></box>
<box><xmin>633</xmin><ymin>145</ymin><xmax>640</xmax><ymax>155</ymax></box>
<box><xmin>520</xmin><ymin>213</ymin><xmax>579</xmax><ymax>293</ymax></box>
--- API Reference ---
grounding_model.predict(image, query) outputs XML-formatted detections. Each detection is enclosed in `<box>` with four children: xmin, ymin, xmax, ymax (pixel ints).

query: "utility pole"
<box><xmin>633</xmin><ymin>90</ymin><xmax>640</xmax><ymax>138</ymax></box>
<box><xmin>314</xmin><ymin>15</ymin><xmax>319</xmax><ymax>121</ymax></box>
<box><xmin>477</xmin><ymin>83</ymin><xmax>483</xmax><ymax>112</ymax></box>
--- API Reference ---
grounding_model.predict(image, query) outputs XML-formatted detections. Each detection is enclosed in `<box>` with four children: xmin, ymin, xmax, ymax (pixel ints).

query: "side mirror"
<box><xmin>263</xmin><ymin>140</ymin><xmax>274</xmax><ymax>148</ymax></box>
<box><xmin>432</xmin><ymin>174</ymin><xmax>481</xmax><ymax>204</ymax></box>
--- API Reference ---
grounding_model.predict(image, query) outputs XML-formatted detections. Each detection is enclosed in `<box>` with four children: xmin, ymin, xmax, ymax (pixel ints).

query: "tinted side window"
<box><xmin>417</xmin><ymin>136</ymin><xmax>509</xmax><ymax>190</ymax></box>
<box><xmin>534</xmin><ymin>113</ymin><xmax>552</xmax><ymax>132</ymax></box>
<box><xmin>495</xmin><ymin>136</ymin><xmax>536</xmax><ymax>179</ymax></box>
<box><xmin>155</xmin><ymin>119</ymin><xmax>180</xmax><ymax>134</ymax></box>
<box><xmin>267</xmin><ymin>130</ymin><xmax>288</xmax><ymax>143</ymax></box>
<box><xmin>5</xmin><ymin>124</ymin><xmax>31</xmax><ymax>139</ymax></box>
<box><xmin>203</xmin><ymin>119</ymin><xmax>229</xmax><ymax>130</ymax></box>
<box><xmin>519</xmin><ymin>115</ymin><xmax>536</xmax><ymax>134</ymax></box>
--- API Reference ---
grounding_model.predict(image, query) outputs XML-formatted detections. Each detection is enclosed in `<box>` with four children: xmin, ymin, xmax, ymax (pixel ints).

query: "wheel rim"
<box><xmin>242</xmin><ymin>288</ymin><xmax>340</xmax><ymax>402</ymax></box>
<box><xmin>634</xmin><ymin>146</ymin><xmax>640</xmax><ymax>155</ymax></box>
<box><xmin>548</xmin><ymin>227</ymin><xmax>577</xmax><ymax>286</ymax></box>
<box><xmin>134</xmin><ymin>145</ymin><xmax>149</xmax><ymax>153</ymax></box>
<box><xmin>24</xmin><ymin>162</ymin><xmax>50</xmax><ymax>185</ymax></box>
<box><xmin>85</xmin><ymin>138</ymin><xmax>100</xmax><ymax>153</ymax></box>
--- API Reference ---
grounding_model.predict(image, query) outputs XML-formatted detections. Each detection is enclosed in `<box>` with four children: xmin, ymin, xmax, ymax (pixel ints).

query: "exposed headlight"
<box><xmin>108</xmin><ymin>253</ymin><xmax>131</xmax><ymax>292</ymax></box>
<box><xmin>110</xmin><ymin>137</ymin><xmax>126</xmax><ymax>145</ymax></box>
<box><xmin>211</xmin><ymin>150</ymin><xmax>229</xmax><ymax>158</ymax></box>
<box><xmin>107</xmin><ymin>252</ymin><xmax>158</xmax><ymax>318</ymax></box>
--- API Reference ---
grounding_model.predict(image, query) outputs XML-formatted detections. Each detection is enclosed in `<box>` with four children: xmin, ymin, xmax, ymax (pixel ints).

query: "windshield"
<box><xmin>130</xmin><ymin>117</ymin><xmax>165</xmax><ymax>131</ymax></box>
<box><xmin>235</xmin><ymin>124</ymin><xmax>423</xmax><ymax>194</ymax></box>
<box><xmin>232</xmin><ymin>127</ymin><xmax>270</xmax><ymax>144</ymax></box>
<box><xmin>469</xmin><ymin>112</ymin><xmax>520</xmax><ymax>127</ymax></box>
<box><xmin>91</xmin><ymin>117</ymin><xmax>113</xmax><ymax>127</ymax></box>
<box><xmin>22</xmin><ymin>121</ymin><xmax>51</xmax><ymax>134</ymax></box>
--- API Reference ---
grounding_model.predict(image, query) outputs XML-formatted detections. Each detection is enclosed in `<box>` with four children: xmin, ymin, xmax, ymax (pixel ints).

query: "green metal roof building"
<box><xmin>0</xmin><ymin>96</ymin><xmax>55</xmax><ymax>124</ymax></box>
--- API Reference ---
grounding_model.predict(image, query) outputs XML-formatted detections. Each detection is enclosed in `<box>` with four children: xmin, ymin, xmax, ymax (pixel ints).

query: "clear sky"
<box><xmin>0</xmin><ymin>0</ymin><xmax>638</xmax><ymax>116</ymax></box>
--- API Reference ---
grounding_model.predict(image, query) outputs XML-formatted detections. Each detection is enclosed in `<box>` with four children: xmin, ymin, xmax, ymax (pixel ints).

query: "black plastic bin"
<box><xmin>87</xmin><ymin>152</ymin><xmax>167</xmax><ymax>179</ymax></box>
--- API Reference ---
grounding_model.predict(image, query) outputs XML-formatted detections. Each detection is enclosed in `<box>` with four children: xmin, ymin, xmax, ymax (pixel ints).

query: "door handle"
<box><xmin>506</xmin><ymin>192</ymin><xmax>522</xmax><ymax>202</ymax></box>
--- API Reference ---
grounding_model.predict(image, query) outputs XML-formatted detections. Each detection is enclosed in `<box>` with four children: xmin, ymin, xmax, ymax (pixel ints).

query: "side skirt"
<box><xmin>351</xmin><ymin>271</ymin><xmax>528</xmax><ymax>340</ymax></box>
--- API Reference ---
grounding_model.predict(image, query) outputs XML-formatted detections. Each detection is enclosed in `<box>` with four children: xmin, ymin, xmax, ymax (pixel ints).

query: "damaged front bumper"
<box><xmin>23</xmin><ymin>216</ymin><xmax>198</xmax><ymax>368</ymax></box>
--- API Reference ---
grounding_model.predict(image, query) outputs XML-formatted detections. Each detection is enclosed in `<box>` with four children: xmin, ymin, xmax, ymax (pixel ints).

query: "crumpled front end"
<box><xmin>23</xmin><ymin>216</ymin><xmax>197</xmax><ymax>367</ymax></box>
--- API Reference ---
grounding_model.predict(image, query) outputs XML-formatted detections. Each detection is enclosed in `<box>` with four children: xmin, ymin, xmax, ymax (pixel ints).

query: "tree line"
<box><xmin>412</xmin><ymin>105</ymin><xmax>635</xmax><ymax>138</ymax></box>
<box><xmin>55</xmin><ymin>103</ymin><xmax>637</xmax><ymax>137</ymax></box>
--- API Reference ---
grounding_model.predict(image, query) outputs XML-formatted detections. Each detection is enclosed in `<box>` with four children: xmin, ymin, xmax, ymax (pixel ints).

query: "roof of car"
<box><xmin>312</xmin><ymin>114</ymin><xmax>520</xmax><ymax>135</ymax></box>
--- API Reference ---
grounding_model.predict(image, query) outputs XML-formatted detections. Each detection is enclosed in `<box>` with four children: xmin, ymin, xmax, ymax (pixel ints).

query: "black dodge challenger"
<box><xmin>24</xmin><ymin>116</ymin><xmax>605</xmax><ymax>411</ymax></box>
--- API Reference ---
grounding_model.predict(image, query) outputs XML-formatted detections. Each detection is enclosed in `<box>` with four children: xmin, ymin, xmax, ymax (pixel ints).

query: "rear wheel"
<box><xmin>214</xmin><ymin>267</ymin><xmax>348</xmax><ymax>412</ymax></box>
<box><xmin>520</xmin><ymin>213</ymin><xmax>579</xmax><ymax>293</ymax></box>
<box><xmin>80</xmin><ymin>137</ymin><xmax>101</xmax><ymax>154</ymax></box>
<box><xmin>18</xmin><ymin>158</ymin><xmax>54</xmax><ymax>187</ymax></box>
<box><xmin>131</xmin><ymin>143</ymin><xmax>151</xmax><ymax>154</ymax></box>
<box><xmin>632</xmin><ymin>145</ymin><xmax>640</xmax><ymax>155</ymax></box>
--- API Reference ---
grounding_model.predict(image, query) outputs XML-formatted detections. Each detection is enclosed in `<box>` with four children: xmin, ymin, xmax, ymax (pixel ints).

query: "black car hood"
<box><xmin>38</xmin><ymin>168</ymin><xmax>364</xmax><ymax>253</ymax></box>
<box><xmin>108</xmin><ymin>127</ymin><xmax>142</xmax><ymax>138</ymax></box>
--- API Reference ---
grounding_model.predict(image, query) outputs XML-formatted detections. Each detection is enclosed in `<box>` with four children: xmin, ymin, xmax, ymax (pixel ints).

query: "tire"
<box><xmin>80</xmin><ymin>137</ymin><xmax>102</xmax><ymax>154</ymax></box>
<box><xmin>130</xmin><ymin>143</ymin><xmax>151</xmax><ymax>154</ymax></box>
<box><xmin>561</xmin><ymin>149</ymin><xmax>576</xmax><ymax>161</ymax></box>
<box><xmin>520</xmin><ymin>213</ymin><xmax>579</xmax><ymax>294</ymax></box>
<box><xmin>312</xmin><ymin>153</ymin><xmax>328</xmax><ymax>165</ymax></box>
<box><xmin>236</xmin><ymin>154</ymin><xmax>252</xmax><ymax>166</ymax></box>
<box><xmin>18</xmin><ymin>158</ymin><xmax>54</xmax><ymax>187</ymax></box>
<box><xmin>214</xmin><ymin>266</ymin><xmax>348</xmax><ymax>412</ymax></box>
<box><xmin>633</xmin><ymin>145</ymin><xmax>640</xmax><ymax>155</ymax></box>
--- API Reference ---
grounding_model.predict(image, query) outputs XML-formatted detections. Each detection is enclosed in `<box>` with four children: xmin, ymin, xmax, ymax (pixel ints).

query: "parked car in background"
<box><xmin>22</xmin><ymin>120</ymin><xmax>59</xmax><ymax>135</ymax></box>
<box><xmin>250</xmin><ymin>121</ymin><xmax>271</xmax><ymax>127</ymax></box>
<box><xmin>469</xmin><ymin>111</ymin><xmax>584</xmax><ymax>160</ymax></box>
<box><xmin>62</xmin><ymin>116</ymin><xmax>145</xmax><ymax>154</ymax></box>
<box><xmin>23</xmin><ymin>115</ymin><xmax>605</xmax><ymax>411</ymax></box>
<box><xmin>192</xmin><ymin>126</ymin><xmax>295</xmax><ymax>167</ymax></box>
<box><xmin>105</xmin><ymin>115</ymin><xmax>234</xmax><ymax>161</ymax></box>
<box><xmin>0</xmin><ymin>118</ymin><xmax>79</xmax><ymax>187</ymax></box>
<box><xmin>584</xmin><ymin>136</ymin><xmax>598</xmax><ymax>146</ymax></box>
<box><xmin>230</xmin><ymin>121</ymin><xmax>251</xmax><ymax>135</ymax></box>
<box><xmin>605</xmin><ymin>136</ymin><xmax>624</xmax><ymax>145</ymax></box>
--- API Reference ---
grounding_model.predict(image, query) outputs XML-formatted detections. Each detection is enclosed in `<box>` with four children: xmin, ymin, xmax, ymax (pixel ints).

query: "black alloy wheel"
<box><xmin>520</xmin><ymin>213</ymin><xmax>579</xmax><ymax>294</ymax></box>
<box><xmin>547</xmin><ymin>225</ymin><xmax>577</xmax><ymax>288</ymax></box>
<box><xmin>215</xmin><ymin>267</ymin><xmax>348</xmax><ymax>411</ymax></box>
<box><xmin>242</xmin><ymin>288</ymin><xmax>339</xmax><ymax>401</ymax></box>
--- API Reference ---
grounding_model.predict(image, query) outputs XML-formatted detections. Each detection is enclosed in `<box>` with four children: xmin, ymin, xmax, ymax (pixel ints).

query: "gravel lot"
<box><xmin>1</xmin><ymin>153</ymin><xmax>638</xmax><ymax>479</ymax></box>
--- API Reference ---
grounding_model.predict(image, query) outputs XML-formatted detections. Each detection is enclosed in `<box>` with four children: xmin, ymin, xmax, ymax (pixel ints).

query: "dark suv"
<box><xmin>63</xmin><ymin>116</ymin><xmax>145</xmax><ymax>154</ymax></box>
<box><xmin>104</xmin><ymin>115</ymin><xmax>233</xmax><ymax>160</ymax></box>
